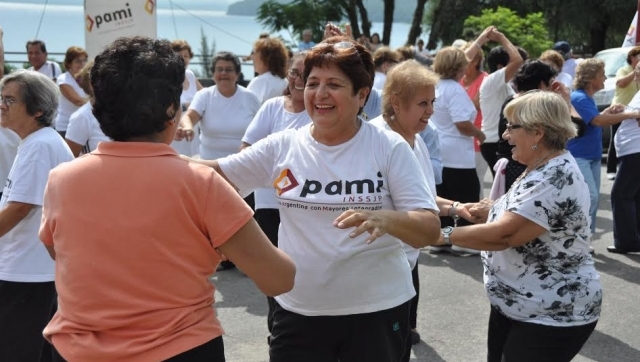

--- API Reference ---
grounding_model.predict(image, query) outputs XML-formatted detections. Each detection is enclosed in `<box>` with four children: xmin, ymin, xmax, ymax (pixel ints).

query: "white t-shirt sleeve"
<box><xmin>66</xmin><ymin>107</ymin><xmax>92</xmax><ymax>146</ymax></box>
<box><xmin>446</xmin><ymin>85</ymin><xmax>476</xmax><ymax>123</ymax></box>
<box><xmin>242</xmin><ymin>98</ymin><xmax>277</xmax><ymax>145</ymax></box>
<box><xmin>218</xmin><ymin>132</ymin><xmax>282</xmax><ymax>193</ymax></box>
<box><xmin>386</xmin><ymin>141</ymin><xmax>438</xmax><ymax>212</ymax></box>
<box><xmin>6</xmin><ymin>157</ymin><xmax>50</xmax><ymax>206</ymax></box>
<box><xmin>188</xmin><ymin>88</ymin><xmax>210</xmax><ymax>118</ymax></box>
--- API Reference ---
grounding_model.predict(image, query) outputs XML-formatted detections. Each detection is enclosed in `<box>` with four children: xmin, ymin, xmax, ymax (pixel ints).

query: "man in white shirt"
<box><xmin>26</xmin><ymin>40</ymin><xmax>61</xmax><ymax>81</ymax></box>
<box><xmin>479</xmin><ymin>30</ymin><xmax>524</xmax><ymax>175</ymax></box>
<box><xmin>553</xmin><ymin>41</ymin><xmax>581</xmax><ymax>79</ymax></box>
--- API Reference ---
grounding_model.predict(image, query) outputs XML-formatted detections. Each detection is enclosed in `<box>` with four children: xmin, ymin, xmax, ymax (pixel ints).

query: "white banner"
<box><xmin>622</xmin><ymin>11</ymin><xmax>638</xmax><ymax>47</ymax></box>
<box><xmin>84</xmin><ymin>0</ymin><xmax>157</xmax><ymax>58</ymax></box>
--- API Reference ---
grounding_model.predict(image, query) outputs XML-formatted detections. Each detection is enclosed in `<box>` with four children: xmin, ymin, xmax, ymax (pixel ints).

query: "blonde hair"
<box><xmin>382</xmin><ymin>60</ymin><xmax>439</xmax><ymax>118</ymax></box>
<box><xmin>539</xmin><ymin>50</ymin><xmax>564</xmax><ymax>71</ymax></box>
<box><xmin>433</xmin><ymin>46</ymin><xmax>468</xmax><ymax>79</ymax></box>
<box><xmin>573</xmin><ymin>58</ymin><xmax>604</xmax><ymax>90</ymax></box>
<box><xmin>77</xmin><ymin>59</ymin><xmax>94</xmax><ymax>97</ymax></box>
<box><xmin>504</xmin><ymin>91</ymin><xmax>577</xmax><ymax>150</ymax></box>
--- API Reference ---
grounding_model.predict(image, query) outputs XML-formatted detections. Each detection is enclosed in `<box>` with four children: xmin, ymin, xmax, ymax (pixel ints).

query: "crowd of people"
<box><xmin>0</xmin><ymin>18</ymin><xmax>638</xmax><ymax>362</ymax></box>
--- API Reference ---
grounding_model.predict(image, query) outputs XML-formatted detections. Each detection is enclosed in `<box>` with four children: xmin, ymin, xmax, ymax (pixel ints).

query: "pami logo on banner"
<box><xmin>84</xmin><ymin>0</ymin><xmax>157</xmax><ymax>58</ymax></box>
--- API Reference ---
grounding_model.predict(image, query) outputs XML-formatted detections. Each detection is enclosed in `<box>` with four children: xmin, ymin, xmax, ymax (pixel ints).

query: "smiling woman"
<box><xmin>187</xmin><ymin>36</ymin><xmax>441</xmax><ymax>362</ymax></box>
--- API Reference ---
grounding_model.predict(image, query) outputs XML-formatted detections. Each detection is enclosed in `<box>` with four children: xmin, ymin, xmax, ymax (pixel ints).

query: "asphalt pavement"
<box><xmin>211</xmin><ymin>165</ymin><xmax>640</xmax><ymax>362</ymax></box>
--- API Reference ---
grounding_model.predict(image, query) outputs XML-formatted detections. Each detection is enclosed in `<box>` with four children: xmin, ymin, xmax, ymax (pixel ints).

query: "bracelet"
<box><xmin>448</xmin><ymin>202</ymin><xmax>460</xmax><ymax>218</ymax></box>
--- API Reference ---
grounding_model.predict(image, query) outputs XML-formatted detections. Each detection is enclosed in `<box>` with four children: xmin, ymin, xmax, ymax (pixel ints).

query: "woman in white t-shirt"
<box><xmin>247</xmin><ymin>37</ymin><xmax>288</xmax><ymax>104</ymax></box>
<box><xmin>179</xmin><ymin>51</ymin><xmax>261</xmax><ymax>160</ymax></box>
<box><xmin>65</xmin><ymin>60</ymin><xmax>110</xmax><ymax>157</ymax></box>
<box><xmin>169</xmin><ymin>40</ymin><xmax>203</xmax><ymax>156</ymax></box>
<box><xmin>54</xmin><ymin>46</ymin><xmax>89</xmax><ymax>136</ymax></box>
<box><xmin>186</xmin><ymin>37</ymin><xmax>441</xmax><ymax>362</ymax></box>
<box><xmin>438</xmin><ymin>92</ymin><xmax>602</xmax><ymax>362</ymax></box>
<box><xmin>241</xmin><ymin>51</ymin><xmax>311</xmax><ymax>334</ymax></box>
<box><xmin>370</xmin><ymin>60</ymin><xmax>476</xmax><ymax>358</ymax></box>
<box><xmin>0</xmin><ymin>69</ymin><xmax>74</xmax><ymax>361</ymax></box>
<box><xmin>429</xmin><ymin>46</ymin><xmax>486</xmax><ymax>255</ymax></box>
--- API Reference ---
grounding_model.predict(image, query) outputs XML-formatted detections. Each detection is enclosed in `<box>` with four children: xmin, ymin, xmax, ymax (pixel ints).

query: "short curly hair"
<box><xmin>171</xmin><ymin>39</ymin><xmax>194</xmax><ymax>59</ymax></box>
<box><xmin>573</xmin><ymin>58</ymin><xmax>604</xmax><ymax>90</ymax></box>
<box><xmin>539</xmin><ymin>50</ymin><xmax>564</xmax><ymax>72</ymax></box>
<box><xmin>513</xmin><ymin>60</ymin><xmax>557</xmax><ymax>93</ymax></box>
<box><xmin>254</xmin><ymin>37</ymin><xmax>289</xmax><ymax>79</ymax></box>
<box><xmin>91</xmin><ymin>37</ymin><xmax>185</xmax><ymax>141</ymax></box>
<box><xmin>382</xmin><ymin>60</ymin><xmax>439</xmax><ymax>118</ymax></box>
<box><xmin>63</xmin><ymin>46</ymin><xmax>88</xmax><ymax>71</ymax></box>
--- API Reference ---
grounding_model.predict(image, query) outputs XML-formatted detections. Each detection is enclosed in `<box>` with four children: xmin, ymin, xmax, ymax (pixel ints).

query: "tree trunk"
<box><xmin>344</xmin><ymin>0</ymin><xmax>361</xmax><ymax>38</ymax></box>
<box><xmin>382</xmin><ymin>0</ymin><xmax>395</xmax><ymax>45</ymax></box>
<box><xmin>589</xmin><ymin>21</ymin><xmax>608</xmax><ymax>54</ymax></box>
<box><xmin>407</xmin><ymin>0</ymin><xmax>428</xmax><ymax>46</ymax></box>
<box><xmin>356</xmin><ymin>0</ymin><xmax>371</xmax><ymax>37</ymax></box>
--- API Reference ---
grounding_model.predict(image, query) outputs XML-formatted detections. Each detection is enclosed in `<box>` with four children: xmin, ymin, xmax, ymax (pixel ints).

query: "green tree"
<box><xmin>463</xmin><ymin>7</ymin><xmax>552</xmax><ymax>58</ymax></box>
<box><xmin>199</xmin><ymin>27</ymin><xmax>216</xmax><ymax>78</ymax></box>
<box><xmin>257</xmin><ymin>0</ymin><xmax>344</xmax><ymax>46</ymax></box>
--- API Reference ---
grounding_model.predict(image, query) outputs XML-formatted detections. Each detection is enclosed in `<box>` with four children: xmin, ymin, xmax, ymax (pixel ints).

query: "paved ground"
<box><xmin>211</xmin><ymin>165</ymin><xmax>640</xmax><ymax>362</ymax></box>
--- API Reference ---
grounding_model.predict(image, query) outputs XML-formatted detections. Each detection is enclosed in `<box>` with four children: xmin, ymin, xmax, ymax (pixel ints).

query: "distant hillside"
<box><xmin>227</xmin><ymin>0</ymin><xmax>420</xmax><ymax>24</ymax></box>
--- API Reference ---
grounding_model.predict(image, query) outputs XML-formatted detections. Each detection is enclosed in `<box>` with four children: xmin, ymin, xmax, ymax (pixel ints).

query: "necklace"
<box><xmin>507</xmin><ymin>149</ymin><xmax>560</xmax><ymax>194</ymax></box>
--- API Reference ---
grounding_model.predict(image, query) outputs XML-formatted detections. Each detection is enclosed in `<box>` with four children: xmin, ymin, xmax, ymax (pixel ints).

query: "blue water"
<box><xmin>0</xmin><ymin>1</ymin><xmax>415</xmax><ymax>79</ymax></box>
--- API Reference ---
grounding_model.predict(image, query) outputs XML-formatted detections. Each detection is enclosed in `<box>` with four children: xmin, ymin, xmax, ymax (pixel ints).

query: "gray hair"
<box><xmin>0</xmin><ymin>69</ymin><xmax>59</xmax><ymax>127</ymax></box>
<box><xmin>504</xmin><ymin>90</ymin><xmax>577</xmax><ymax>150</ymax></box>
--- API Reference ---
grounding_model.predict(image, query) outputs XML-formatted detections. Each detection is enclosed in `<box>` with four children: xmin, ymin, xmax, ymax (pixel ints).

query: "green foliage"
<box><xmin>199</xmin><ymin>27</ymin><xmax>216</xmax><ymax>78</ymax></box>
<box><xmin>257</xmin><ymin>0</ymin><xmax>344</xmax><ymax>46</ymax></box>
<box><xmin>464</xmin><ymin>7</ymin><xmax>553</xmax><ymax>58</ymax></box>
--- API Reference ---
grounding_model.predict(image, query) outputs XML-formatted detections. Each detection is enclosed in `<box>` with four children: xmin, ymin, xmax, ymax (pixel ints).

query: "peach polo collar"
<box><xmin>93</xmin><ymin>141</ymin><xmax>178</xmax><ymax>157</ymax></box>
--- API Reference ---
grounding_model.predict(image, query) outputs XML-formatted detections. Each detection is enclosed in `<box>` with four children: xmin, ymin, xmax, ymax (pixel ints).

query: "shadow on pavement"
<box><xmin>579</xmin><ymin>329</ymin><xmax>640</xmax><ymax>362</ymax></box>
<box><xmin>592</xmin><ymin>253</ymin><xmax>640</xmax><ymax>286</ymax></box>
<box><xmin>419</xmin><ymin>251</ymin><xmax>485</xmax><ymax>284</ymax></box>
<box><xmin>211</xmin><ymin>269</ymin><xmax>268</xmax><ymax>317</ymax></box>
<box><xmin>411</xmin><ymin>340</ymin><xmax>447</xmax><ymax>362</ymax></box>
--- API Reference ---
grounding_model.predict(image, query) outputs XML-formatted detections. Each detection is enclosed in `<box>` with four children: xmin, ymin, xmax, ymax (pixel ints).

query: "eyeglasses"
<box><xmin>505</xmin><ymin>123</ymin><xmax>523</xmax><ymax>132</ymax></box>
<box><xmin>312</xmin><ymin>41</ymin><xmax>356</xmax><ymax>51</ymax></box>
<box><xmin>0</xmin><ymin>96</ymin><xmax>20</xmax><ymax>107</ymax></box>
<box><xmin>287</xmin><ymin>69</ymin><xmax>302</xmax><ymax>80</ymax></box>
<box><xmin>214</xmin><ymin>67</ymin><xmax>236</xmax><ymax>74</ymax></box>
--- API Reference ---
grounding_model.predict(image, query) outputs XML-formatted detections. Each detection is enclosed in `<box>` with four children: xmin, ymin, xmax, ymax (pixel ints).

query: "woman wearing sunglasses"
<box><xmin>189</xmin><ymin>36</ymin><xmax>441</xmax><ymax>361</ymax></box>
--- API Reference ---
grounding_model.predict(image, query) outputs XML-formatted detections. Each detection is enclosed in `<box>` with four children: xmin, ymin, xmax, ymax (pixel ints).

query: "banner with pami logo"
<box><xmin>84</xmin><ymin>0</ymin><xmax>157</xmax><ymax>58</ymax></box>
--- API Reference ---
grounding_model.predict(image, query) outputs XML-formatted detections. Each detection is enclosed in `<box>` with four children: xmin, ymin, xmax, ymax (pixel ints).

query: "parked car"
<box><xmin>593</xmin><ymin>47</ymin><xmax>631</xmax><ymax>110</ymax></box>
<box><xmin>592</xmin><ymin>47</ymin><xmax>631</xmax><ymax>150</ymax></box>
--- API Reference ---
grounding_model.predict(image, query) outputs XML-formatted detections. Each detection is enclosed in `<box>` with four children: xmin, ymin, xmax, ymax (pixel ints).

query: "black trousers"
<box><xmin>436</xmin><ymin>167</ymin><xmax>480</xmax><ymax>228</ymax></box>
<box><xmin>400</xmin><ymin>263</ymin><xmax>420</xmax><ymax>362</ymax></box>
<box><xmin>611</xmin><ymin>153</ymin><xmax>640</xmax><ymax>250</ymax></box>
<box><xmin>607</xmin><ymin>123</ymin><xmax>620</xmax><ymax>173</ymax></box>
<box><xmin>0</xmin><ymin>280</ymin><xmax>61</xmax><ymax>362</ymax></box>
<box><xmin>164</xmin><ymin>337</ymin><xmax>225</xmax><ymax>361</ymax></box>
<box><xmin>270</xmin><ymin>301</ymin><xmax>410</xmax><ymax>362</ymax></box>
<box><xmin>487</xmin><ymin>306</ymin><xmax>597</xmax><ymax>362</ymax></box>
<box><xmin>480</xmin><ymin>142</ymin><xmax>500</xmax><ymax>177</ymax></box>
<box><xmin>255</xmin><ymin>208</ymin><xmax>282</xmax><ymax>335</ymax></box>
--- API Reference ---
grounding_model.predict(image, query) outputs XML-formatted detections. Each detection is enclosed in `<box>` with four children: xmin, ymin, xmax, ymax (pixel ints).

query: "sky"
<box><xmin>0</xmin><ymin>0</ymin><xmax>236</xmax><ymax>12</ymax></box>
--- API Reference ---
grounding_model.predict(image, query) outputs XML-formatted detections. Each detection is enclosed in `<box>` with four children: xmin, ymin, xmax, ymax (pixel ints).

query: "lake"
<box><xmin>0</xmin><ymin>1</ymin><xmax>418</xmax><ymax>79</ymax></box>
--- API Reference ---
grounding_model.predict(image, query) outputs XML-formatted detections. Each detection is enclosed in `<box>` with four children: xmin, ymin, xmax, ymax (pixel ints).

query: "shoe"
<box><xmin>452</xmin><ymin>245</ymin><xmax>481</xmax><ymax>255</ymax></box>
<box><xmin>216</xmin><ymin>260</ymin><xmax>236</xmax><ymax>271</ymax></box>
<box><xmin>606</xmin><ymin>173</ymin><xmax>616</xmax><ymax>180</ymax></box>
<box><xmin>410</xmin><ymin>330</ymin><xmax>420</xmax><ymax>345</ymax></box>
<box><xmin>589</xmin><ymin>246</ymin><xmax>595</xmax><ymax>255</ymax></box>
<box><xmin>427</xmin><ymin>245</ymin><xmax>452</xmax><ymax>254</ymax></box>
<box><xmin>606</xmin><ymin>245</ymin><xmax>640</xmax><ymax>254</ymax></box>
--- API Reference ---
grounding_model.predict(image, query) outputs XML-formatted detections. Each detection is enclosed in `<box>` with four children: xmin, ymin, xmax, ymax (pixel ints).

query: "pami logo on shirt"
<box><xmin>300</xmin><ymin>172</ymin><xmax>384</xmax><ymax>198</ymax></box>
<box><xmin>274</xmin><ymin>169</ymin><xmax>299</xmax><ymax>196</ymax></box>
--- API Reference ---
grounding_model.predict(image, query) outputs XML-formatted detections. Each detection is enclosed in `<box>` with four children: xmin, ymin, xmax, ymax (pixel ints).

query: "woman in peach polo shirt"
<box><xmin>39</xmin><ymin>37</ymin><xmax>295</xmax><ymax>362</ymax></box>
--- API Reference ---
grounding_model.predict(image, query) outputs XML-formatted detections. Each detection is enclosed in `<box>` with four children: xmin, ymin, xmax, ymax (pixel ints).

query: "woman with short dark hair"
<box><xmin>190</xmin><ymin>37</ymin><xmax>441</xmax><ymax>361</ymax></box>
<box><xmin>40</xmin><ymin>37</ymin><xmax>295</xmax><ymax>361</ymax></box>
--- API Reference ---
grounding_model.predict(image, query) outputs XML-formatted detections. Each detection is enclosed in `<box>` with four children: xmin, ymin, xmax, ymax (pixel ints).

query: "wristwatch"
<box><xmin>442</xmin><ymin>226</ymin><xmax>454</xmax><ymax>245</ymax></box>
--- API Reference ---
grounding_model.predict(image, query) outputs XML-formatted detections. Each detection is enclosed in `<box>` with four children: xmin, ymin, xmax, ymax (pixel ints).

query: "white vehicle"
<box><xmin>593</xmin><ymin>47</ymin><xmax>631</xmax><ymax>110</ymax></box>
